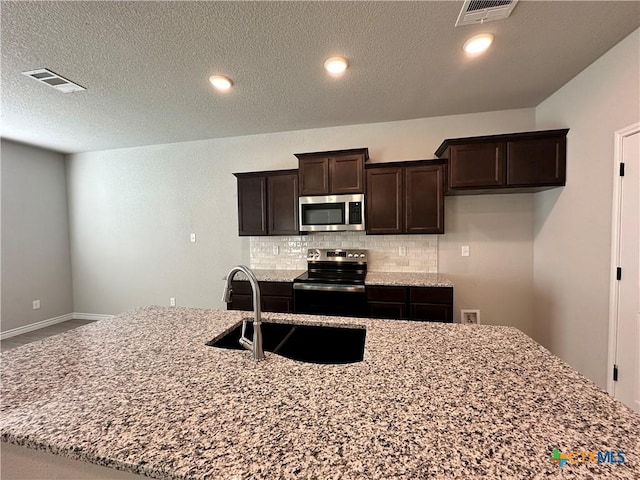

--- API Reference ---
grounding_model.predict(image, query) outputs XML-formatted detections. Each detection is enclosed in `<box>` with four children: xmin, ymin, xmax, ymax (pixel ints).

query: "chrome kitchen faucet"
<box><xmin>222</xmin><ymin>265</ymin><xmax>265</xmax><ymax>361</ymax></box>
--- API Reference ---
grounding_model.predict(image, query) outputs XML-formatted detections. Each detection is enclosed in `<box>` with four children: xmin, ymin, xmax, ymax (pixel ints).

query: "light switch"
<box><xmin>190</xmin><ymin>233</ymin><xmax>196</xmax><ymax>243</ymax></box>
<box><xmin>461</xmin><ymin>245</ymin><xmax>470</xmax><ymax>257</ymax></box>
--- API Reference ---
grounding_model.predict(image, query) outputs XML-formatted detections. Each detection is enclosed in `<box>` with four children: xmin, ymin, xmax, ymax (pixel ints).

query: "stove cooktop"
<box><xmin>295</xmin><ymin>249</ymin><xmax>367</xmax><ymax>286</ymax></box>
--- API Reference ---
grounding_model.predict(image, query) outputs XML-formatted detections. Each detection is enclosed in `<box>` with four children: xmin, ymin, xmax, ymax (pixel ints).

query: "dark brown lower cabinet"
<box><xmin>409</xmin><ymin>287</ymin><xmax>454</xmax><ymax>323</ymax></box>
<box><xmin>366</xmin><ymin>286</ymin><xmax>407</xmax><ymax>319</ymax></box>
<box><xmin>229</xmin><ymin>281</ymin><xmax>453</xmax><ymax>322</ymax></box>
<box><xmin>226</xmin><ymin>281</ymin><xmax>293</xmax><ymax>313</ymax></box>
<box><xmin>366</xmin><ymin>285</ymin><xmax>453</xmax><ymax>322</ymax></box>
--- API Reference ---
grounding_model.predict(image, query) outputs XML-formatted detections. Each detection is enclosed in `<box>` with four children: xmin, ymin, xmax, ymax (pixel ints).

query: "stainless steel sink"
<box><xmin>207</xmin><ymin>320</ymin><xmax>366</xmax><ymax>364</ymax></box>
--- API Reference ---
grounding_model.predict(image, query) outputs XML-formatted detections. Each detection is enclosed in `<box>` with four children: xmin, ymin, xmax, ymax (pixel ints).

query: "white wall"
<box><xmin>533</xmin><ymin>28</ymin><xmax>640</xmax><ymax>388</ymax></box>
<box><xmin>67</xmin><ymin>108</ymin><xmax>537</xmax><ymax>337</ymax></box>
<box><xmin>1</xmin><ymin>140</ymin><xmax>74</xmax><ymax>332</ymax></box>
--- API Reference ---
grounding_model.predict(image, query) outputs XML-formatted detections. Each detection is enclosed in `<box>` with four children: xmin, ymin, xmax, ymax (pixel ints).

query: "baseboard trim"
<box><xmin>1</xmin><ymin>313</ymin><xmax>74</xmax><ymax>340</ymax></box>
<box><xmin>72</xmin><ymin>312</ymin><xmax>113</xmax><ymax>322</ymax></box>
<box><xmin>0</xmin><ymin>312</ymin><xmax>113</xmax><ymax>340</ymax></box>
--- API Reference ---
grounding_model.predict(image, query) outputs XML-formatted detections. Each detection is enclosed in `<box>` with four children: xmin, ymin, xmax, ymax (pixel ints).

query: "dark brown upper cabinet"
<box><xmin>366</xmin><ymin>167</ymin><xmax>402</xmax><ymax>234</ymax></box>
<box><xmin>234</xmin><ymin>170</ymin><xmax>298</xmax><ymax>236</ymax></box>
<box><xmin>366</xmin><ymin>160</ymin><xmax>445</xmax><ymax>235</ymax></box>
<box><xmin>295</xmin><ymin>148</ymin><xmax>369</xmax><ymax>195</ymax></box>
<box><xmin>435</xmin><ymin>129</ymin><xmax>568</xmax><ymax>194</ymax></box>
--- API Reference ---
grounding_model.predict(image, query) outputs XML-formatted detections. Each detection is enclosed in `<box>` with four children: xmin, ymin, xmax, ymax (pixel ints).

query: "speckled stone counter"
<box><xmin>226</xmin><ymin>269</ymin><xmax>304</xmax><ymax>282</ymax></box>
<box><xmin>365</xmin><ymin>272</ymin><xmax>454</xmax><ymax>287</ymax></box>
<box><xmin>2</xmin><ymin>306</ymin><xmax>639</xmax><ymax>479</ymax></box>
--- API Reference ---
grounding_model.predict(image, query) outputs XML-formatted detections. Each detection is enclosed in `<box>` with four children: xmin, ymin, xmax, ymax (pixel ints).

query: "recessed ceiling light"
<box><xmin>463</xmin><ymin>33</ymin><xmax>494</xmax><ymax>55</ymax></box>
<box><xmin>209</xmin><ymin>75</ymin><xmax>233</xmax><ymax>91</ymax></box>
<box><xmin>324</xmin><ymin>56</ymin><xmax>348</xmax><ymax>75</ymax></box>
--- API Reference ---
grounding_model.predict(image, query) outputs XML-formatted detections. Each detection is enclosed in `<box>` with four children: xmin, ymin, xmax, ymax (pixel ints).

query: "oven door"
<box><xmin>293</xmin><ymin>283</ymin><xmax>366</xmax><ymax>317</ymax></box>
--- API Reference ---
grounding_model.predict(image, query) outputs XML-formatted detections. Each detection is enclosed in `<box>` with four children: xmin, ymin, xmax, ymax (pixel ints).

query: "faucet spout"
<box><xmin>222</xmin><ymin>265</ymin><xmax>264</xmax><ymax>361</ymax></box>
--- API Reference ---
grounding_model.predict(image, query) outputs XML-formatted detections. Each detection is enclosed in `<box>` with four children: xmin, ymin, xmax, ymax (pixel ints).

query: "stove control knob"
<box><xmin>359</xmin><ymin>253</ymin><xmax>366</xmax><ymax>258</ymax></box>
<box><xmin>347</xmin><ymin>253</ymin><xmax>353</xmax><ymax>257</ymax></box>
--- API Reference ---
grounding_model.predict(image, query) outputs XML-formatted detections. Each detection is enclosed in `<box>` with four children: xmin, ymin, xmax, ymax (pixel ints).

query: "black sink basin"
<box><xmin>207</xmin><ymin>320</ymin><xmax>366</xmax><ymax>364</ymax></box>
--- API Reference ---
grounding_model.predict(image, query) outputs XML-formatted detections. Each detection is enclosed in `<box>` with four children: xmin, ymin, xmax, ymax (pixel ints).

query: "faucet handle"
<box><xmin>222</xmin><ymin>287</ymin><xmax>233</xmax><ymax>303</ymax></box>
<box><xmin>239</xmin><ymin>319</ymin><xmax>253</xmax><ymax>351</ymax></box>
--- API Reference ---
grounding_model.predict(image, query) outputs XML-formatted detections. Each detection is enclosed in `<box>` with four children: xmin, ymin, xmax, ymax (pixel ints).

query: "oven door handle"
<box><xmin>293</xmin><ymin>283</ymin><xmax>365</xmax><ymax>293</ymax></box>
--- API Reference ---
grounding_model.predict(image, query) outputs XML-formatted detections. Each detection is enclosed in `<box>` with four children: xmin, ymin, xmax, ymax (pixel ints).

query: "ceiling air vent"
<box><xmin>21</xmin><ymin>68</ymin><xmax>86</xmax><ymax>93</ymax></box>
<box><xmin>455</xmin><ymin>0</ymin><xmax>519</xmax><ymax>27</ymax></box>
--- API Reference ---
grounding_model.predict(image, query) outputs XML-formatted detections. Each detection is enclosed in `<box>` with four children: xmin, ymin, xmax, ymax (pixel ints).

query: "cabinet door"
<box><xmin>366</xmin><ymin>286</ymin><xmax>407</xmax><ymax>319</ymax></box>
<box><xmin>405</xmin><ymin>164</ymin><xmax>445</xmax><ymax>234</ymax></box>
<box><xmin>262</xmin><ymin>296</ymin><xmax>293</xmax><ymax>313</ymax></box>
<box><xmin>268</xmin><ymin>173</ymin><xmax>299</xmax><ymax>235</ymax></box>
<box><xmin>237</xmin><ymin>176</ymin><xmax>267</xmax><ymax>236</ymax></box>
<box><xmin>449</xmin><ymin>142</ymin><xmax>505</xmax><ymax>189</ymax></box>
<box><xmin>299</xmin><ymin>158</ymin><xmax>329</xmax><ymax>195</ymax></box>
<box><xmin>330</xmin><ymin>154</ymin><xmax>365</xmax><ymax>194</ymax></box>
<box><xmin>228</xmin><ymin>294</ymin><xmax>252</xmax><ymax>311</ymax></box>
<box><xmin>368</xmin><ymin>302</ymin><xmax>407</xmax><ymax>320</ymax></box>
<box><xmin>506</xmin><ymin>136</ymin><xmax>566</xmax><ymax>186</ymax></box>
<box><xmin>410</xmin><ymin>304</ymin><xmax>453</xmax><ymax>323</ymax></box>
<box><xmin>366</xmin><ymin>167</ymin><xmax>403</xmax><ymax>234</ymax></box>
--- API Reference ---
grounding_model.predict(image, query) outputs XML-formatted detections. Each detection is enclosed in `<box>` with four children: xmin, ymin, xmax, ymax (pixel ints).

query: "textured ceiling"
<box><xmin>1</xmin><ymin>1</ymin><xmax>639</xmax><ymax>154</ymax></box>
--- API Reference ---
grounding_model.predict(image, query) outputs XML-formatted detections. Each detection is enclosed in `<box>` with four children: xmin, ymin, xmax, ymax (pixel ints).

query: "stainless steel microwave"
<box><xmin>299</xmin><ymin>194</ymin><xmax>365</xmax><ymax>232</ymax></box>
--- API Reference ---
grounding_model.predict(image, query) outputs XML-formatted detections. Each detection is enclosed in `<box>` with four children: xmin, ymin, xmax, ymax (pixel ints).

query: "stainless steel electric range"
<box><xmin>293</xmin><ymin>248</ymin><xmax>367</xmax><ymax>317</ymax></box>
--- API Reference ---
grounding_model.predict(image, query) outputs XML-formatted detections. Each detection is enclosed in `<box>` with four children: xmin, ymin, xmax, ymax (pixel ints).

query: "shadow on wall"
<box><xmin>532</xmin><ymin>283</ymin><xmax>556</xmax><ymax>352</ymax></box>
<box><xmin>533</xmin><ymin>188</ymin><xmax>562</xmax><ymax>236</ymax></box>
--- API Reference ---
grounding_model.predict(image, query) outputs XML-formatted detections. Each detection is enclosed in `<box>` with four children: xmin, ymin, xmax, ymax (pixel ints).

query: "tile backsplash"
<box><xmin>250</xmin><ymin>232</ymin><xmax>438</xmax><ymax>272</ymax></box>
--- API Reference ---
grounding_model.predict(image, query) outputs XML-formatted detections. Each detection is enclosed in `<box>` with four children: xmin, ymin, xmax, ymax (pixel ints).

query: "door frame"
<box><xmin>607</xmin><ymin>122</ymin><xmax>640</xmax><ymax>396</ymax></box>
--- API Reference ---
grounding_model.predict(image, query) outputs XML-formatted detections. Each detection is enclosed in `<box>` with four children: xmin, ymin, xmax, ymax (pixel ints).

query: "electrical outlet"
<box><xmin>399</xmin><ymin>246</ymin><xmax>407</xmax><ymax>257</ymax></box>
<box><xmin>32</xmin><ymin>300</ymin><xmax>41</xmax><ymax>310</ymax></box>
<box><xmin>190</xmin><ymin>233</ymin><xmax>196</xmax><ymax>243</ymax></box>
<box><xmin>461</xmin><ymin>245</ymin><xmax>470</xmax><ymax>257</ymax></box>
<box><xmin>461</xmin><ymin>309</ymin><xmax>480</xmax><ymax>325</ymax></box>
<box><xmin>170</xmin><ymin>297</ymin><xmax>176</xmax><ymax>307</ymax></box>
<box><xmin>273</xmin><ymin>245</ymin><xmax>279</xmax><ymax>255</ymax></box>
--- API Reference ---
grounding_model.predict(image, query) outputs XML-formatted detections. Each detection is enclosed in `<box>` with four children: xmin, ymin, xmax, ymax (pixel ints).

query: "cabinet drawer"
<box><xmin>230</xmin><ymin>280</ymin><xmax>293</xmax><ymax>297</ymax></box>
<box><xmin>367</xmin><ymin>302</ymin><xmax>407</xmax><ymax>320</ymax></box>
<box><xmin>410</xmin><ymin>303</ymin><xmax>453</xmax><ymax>323</ymax></box>
<box><xmin>227</xmin><ymin>294</ymin><xmax>292</xmax><ymax>313</ymax></box>
<box><xmin>230</xmin><ymin>280</ymin><xmax>252</xmax><ymax>295</ymax></box>
<box><xmin>410</xmin><ymin>287</ymin><xmax>453</xmax><ymax>304</ymax></box>
<box><xmin>260</xmin><ymin>282</ymin><xmax>293</xmax><ymax>297</ymax></box>
<box><xmin>366</xmin><ymin>286</ymin><xmax>407</xmax><ymax>302</ymax></box>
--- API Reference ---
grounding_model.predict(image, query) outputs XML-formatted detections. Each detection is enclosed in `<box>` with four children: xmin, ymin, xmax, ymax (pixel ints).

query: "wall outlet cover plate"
<box><xmin>461</xmin><ymin>309</ymin><xmax>480</xmax><ymax>325</ymax></box>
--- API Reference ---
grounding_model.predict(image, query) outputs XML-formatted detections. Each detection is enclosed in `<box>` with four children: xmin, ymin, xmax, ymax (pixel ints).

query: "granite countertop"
<box><xmin>230</xmin><ymin>269</ymin><xmax>454</xmax><ymax>287</ymax></box>
<box><xmin>226</xmin><ymin>269</ymin><xmax>304</xmax><ymax>282</ymax></box>
<box><xmin>365</xmin><ymin>272</ymin><xmax>454</xmax><ymax>287</ymax></box>
<box><xmin>2</xmin><ymin>306</ymin><xmax>639</xmax><ymax>479</ymax></box>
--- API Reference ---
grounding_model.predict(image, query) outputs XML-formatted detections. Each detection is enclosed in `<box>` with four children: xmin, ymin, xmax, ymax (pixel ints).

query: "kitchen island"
<box><xmin>1</xmin><ymin>306</ymin><xmax>639</xmax><ymax>479</ymax></box>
